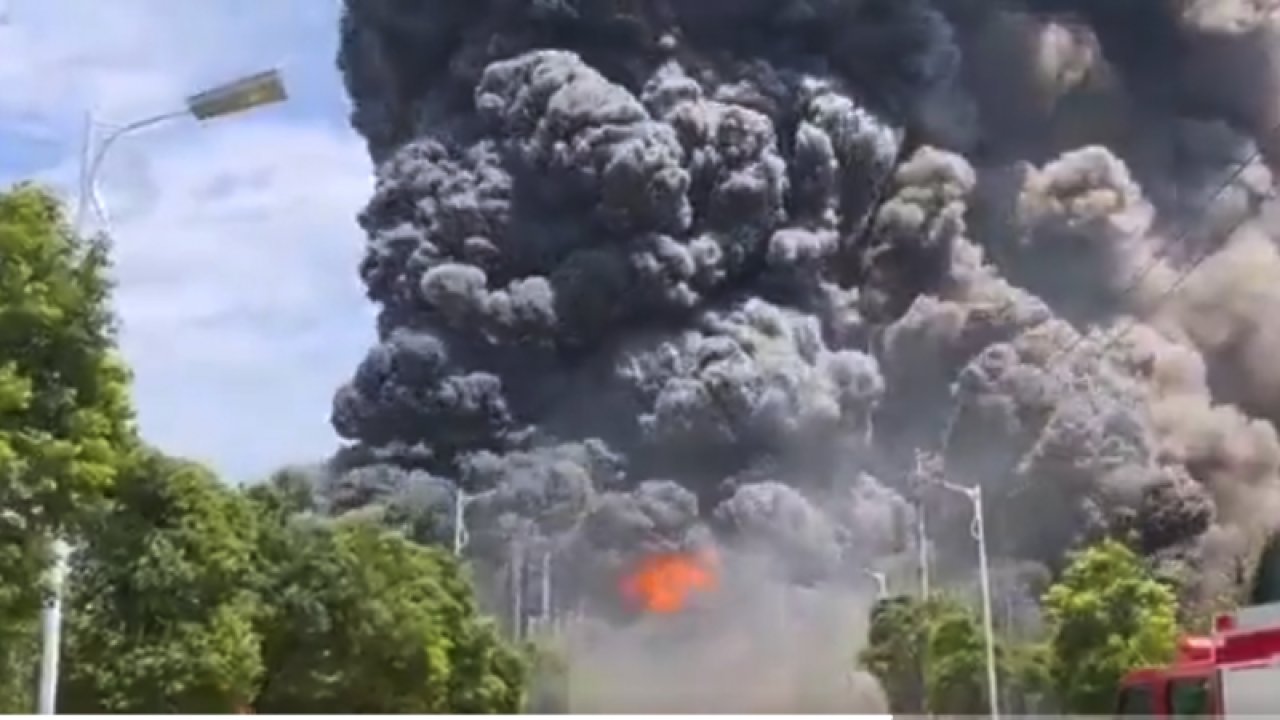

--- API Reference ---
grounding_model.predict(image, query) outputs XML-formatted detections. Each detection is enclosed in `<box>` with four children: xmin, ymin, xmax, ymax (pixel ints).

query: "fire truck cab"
<box><xmin>1115</xmin><ymin>601</ymin><xmax>1280</xmax><ymax>717</ymax></box>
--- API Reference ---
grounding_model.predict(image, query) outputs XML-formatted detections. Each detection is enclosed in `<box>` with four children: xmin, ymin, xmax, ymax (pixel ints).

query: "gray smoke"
<box><xmin>327</xmin><ymin>0</ymin><xmax>1280</xmax><ymax>711</ymax></box>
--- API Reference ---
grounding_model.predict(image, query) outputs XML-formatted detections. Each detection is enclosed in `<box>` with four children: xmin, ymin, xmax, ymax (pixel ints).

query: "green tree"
<box><xmin>859</xmin><ymin>594</ymin><xmax>988</xmax><ymax>714</ymax></box>
<box><xmin>860</xmin><ymin>593</ymin><xmax>1052</xmax><ymax>715</ymax></box>
<box><xmin>243</xmin><ymin>465</ymin><xmax>319</xmax><ymax>519</ymax></box>
<box><xmin>1003</xmin><ymin>641</ymin><xmax>1055</xmax><ymax>714</ymax></box>
<box><xmin>1042</xmin><ymin>539</ymin><xmax>1179</xmax><ymax>714</ymax></box>
<box><xmin>249</xmin><ymin>506</ymin><xmax>526</xmax><ymax>713</ymax></box>
<box><xmin>0</xmin><ymin>582</ymin><xmax>38</xmax><ymax>713</ymax></box>
<box><xmin>0</xmin><ymin>183</ymin><xmax>135</xmax><ymax>708</ymax></box>
<box><xmin>1251</xmin><ymin>533</ymin><xmax>1280</xmax><ymax>605</ymax></box>
<box><xmin>0</xmin><ymin>182</ymin><xmax>134</xmax><ymax>534</ymax></box>
<box><xmin>859</xmin><ymin>595</ymin><xmax>929</xmax><ymax>713</ymax></box>
<box><xmin>924</xmin><ymin>598</ymin><xmax>988</xmax><ymax>715</ymax></box>
<box><xmin>57</xmin><ymin>451</ymin><xmax>263</xmax><ymax>713</ymax></box>
<box><xmin>0</xmin><ymin>509</ymin><xmax>42</xmax><ymax>712</ymax></box>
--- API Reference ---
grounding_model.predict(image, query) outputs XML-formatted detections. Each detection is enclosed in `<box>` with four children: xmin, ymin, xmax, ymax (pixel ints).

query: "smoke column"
<box><xmin>328</xmin><ymin>0</ymin><xmax>1280</xmax><ymax>710</ymax></box>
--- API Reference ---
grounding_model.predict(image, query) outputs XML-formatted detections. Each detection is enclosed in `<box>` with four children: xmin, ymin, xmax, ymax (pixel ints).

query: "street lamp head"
<box><xmin>938</xmin><ymin>478</ymin><xmax>980</xmax><ymax>501</ymax></box>
<box><xmin>186</xmin><ymin>69</ymin><xmax>287</xmax><ymax>121</ymax></box>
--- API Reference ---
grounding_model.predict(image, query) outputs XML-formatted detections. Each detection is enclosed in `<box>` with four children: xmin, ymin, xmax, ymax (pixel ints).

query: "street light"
<box><xmin>917</xmin><ymin>503</ymin><xmax>930</xmax><ymax>598</ymax></box>
<box><xmin>76</xmin><ymin>68</ymin><xmax>288</xmax><ymax>233</ymax></box>
<box><xmin>540</xmin><ymin>548</ymin><xmax>553</xmax><ymax>625</ymax></box>
<box><xmin>912</xmin><ymin>449</ymin><xmax>935</xmax><ymax>600</ymax></box>
<box><xmin>937</xmin><ymin>479</ymin><xmax>999</xmax><ymax>720</ymax></box>
<box><xmin>38</xmin><ymin>69</ymin><xmax>289</xmax><ymax>716</ymax></box>
<box><xmin>452</xmin><ymin>487</ymin><xmax>498</xmax><ymax>556</ymax></box>
<box><xmin>863</xmin><ymin>568</ymin><xmax>888</xmax><ymax>599</ymax></box>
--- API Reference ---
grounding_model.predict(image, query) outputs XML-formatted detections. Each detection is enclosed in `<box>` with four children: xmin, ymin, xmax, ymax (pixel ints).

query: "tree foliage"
<box><xmin>0</xmin><ymin>183</ymin><xmax>135</xmax><ymax>709</ymax></box>
<box><xmin>58</xmin><ymin>450</ymin><xmax>263</xmax><ymax>713</ymax></box>
<box><xmin>860</xmin><ymin>594</ymin><xmax>993</xmax><ymax>714</ymax></box>
<box><xmin>0</xmin><ymin>604</ymin><xmax>37</xmax><ymax>713</ymax></box>
<box><xmin>860</xmin><ymin>592</ymin><xmax>1056</xmax><ymax>715</ymax></box>
<box><xmin>0</xmin><ymin>183</ymin><xmax>134</xmax><ymax>534</ymax></box>
<box><xmin>1003</xmin><ymin>640</ymin><xmax>1054</xmax><ymax>714</ymax></box>
<box><xmin>923</xmin><ymin>598</ymin><xmax>989</xmax><ymax>715</ymax></box>
<box><xmin>1251</xmin><ymin>533</ymin><xmax>1280</xmax><ymax>605</ymax></box>
<box><xmin>1042</xmin><ymin>539</ymin><xmax>1179</xmax><ymax>714</ymax></box>
<box><xmin>0</xmin><ymin>183</ymin><xmax>531</xmax><ymax>711</ymax></box>
<box><xmin>41</xmin><ymin>459</ymin><xmax>528</xmax><ymax>713</ymax></box>
<box><xmin>862</xmin><ymin>542</ymin><xmax>1184</xmax><ymax>716</ymax></box>
<box><xmin>250</xmin><ymin>508</ymin><xmax>526</xmax><ymax>713</ymax></box>
<box><xmin>859</xmin><ymin>595</ymin><xmax>928</xmax><ymax>713</ymax></box>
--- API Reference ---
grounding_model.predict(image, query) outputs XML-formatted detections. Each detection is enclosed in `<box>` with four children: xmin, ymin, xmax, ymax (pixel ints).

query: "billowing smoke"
<box><xmin>327</xmin><ymin>0</ymin><xmax>1280</xmax><ymax>710</ymax></box>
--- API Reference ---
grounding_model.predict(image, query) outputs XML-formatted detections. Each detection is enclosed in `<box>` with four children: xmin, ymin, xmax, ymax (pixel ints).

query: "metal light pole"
<box><xmin>938</xmin><ymin>479</ymin><xmax>999</xmax><ymax>720</ymax></box>
<box><xmin>511</xmin><ymin>539</ymin><xmax>525</xmax><ymax>640</ymax></box>
<box><xmin>452</xmin><ymin>487</ymin><xmax>498</xmax><ymax>556</ymax></box>
<box><xmin>917</xmin><ymin>505</ymin><xmax>930</xmax><ymax>598</ymax></box>
<box><xmin>912</xmin><ymin>450</ymin><xmax>933</xmax><ymax>600</ymax></box>
<box><xmin>540</xmin><ymin>549</ymin><xmax>553</xmax><ymax>624</ymax></box>
<box><xmin>76</xmin><ymin>69</ymin><xmax>288</xmax><ymax>234</ymax></box>
<box><xmin>36</xmin><ymin>540</ymin><xmax>70</xmax><ymax>715</ymax></box>
<box><xmin>863</xmin><ymin>568</ymin><xmax>888</xmax><ymax>599</ymax></box>
<box><xmin>452</xmin><ymin>490</ymin><xmax>470</xmax><ymax>556</ymax></box>
<box><xmin>37</xmin><ymin>69</ymin><xmax>288</xmax><ymax>716</ymax></box>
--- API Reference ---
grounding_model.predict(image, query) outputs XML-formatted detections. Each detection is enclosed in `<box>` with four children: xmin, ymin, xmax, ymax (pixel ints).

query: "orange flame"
<box><xmin>619</xmin><ymin>550</ymin><xmax>719</xmax><ymax>614</ymax></box>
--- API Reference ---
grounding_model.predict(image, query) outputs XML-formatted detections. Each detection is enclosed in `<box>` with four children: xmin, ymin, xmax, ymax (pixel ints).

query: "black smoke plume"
<box><xmin>326</xmin><ymin>0</ymin><xmax>1280</xmax><ymax>710</ymax></box>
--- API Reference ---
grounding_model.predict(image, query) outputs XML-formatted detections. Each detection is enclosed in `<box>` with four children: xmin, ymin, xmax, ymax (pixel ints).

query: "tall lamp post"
<box><xmin>912</xmin><ymin>450</ymin><xmax>934</xmax><ymax>600</ymax></box>
<box><xmin>38</xmin><ymin>69</ymin><xmax>288</xmax><ymax>716</ymax></box>
<box><xmin>452</xmin><ymin>487</ymin><xmax>499</xmax><ymax>556</ymax></box>
<box><xmin>863</xmin><ymin>568</ymin><xmax>888</xmax><ymax>599</ymax></box>
<box><xmin>76</xmin><ymin>69</ymin><xmax>288</xmax><ymax>233</ymax></box>
<box><xmin>937</xmin><ymin>479</ymin><xmax>999</xmax><ymax>720</ymax></box>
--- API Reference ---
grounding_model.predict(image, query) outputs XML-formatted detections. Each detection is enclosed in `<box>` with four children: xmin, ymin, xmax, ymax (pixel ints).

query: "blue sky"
<box><xmin>0</xmin><ymin>0</ymin><xmax>377</xmax><ymax>482</ymax></box>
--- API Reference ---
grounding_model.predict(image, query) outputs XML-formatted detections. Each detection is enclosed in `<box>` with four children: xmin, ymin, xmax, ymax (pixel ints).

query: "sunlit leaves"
<box><xmin>1042</xmin><ymin>539</ymin><xmax>1178</xmax><ymax>713</ymax></box>
<box><xmin>0</xmin><ymin>182</ymin><xmax>137</xmax><ymax>708</ymax></box>
<box><xmin>58</xmin><ymin>452</ymin><xmax>263</xmax><ymax>713</ymax></box>
<box><xmin>251</xmin><ymin>513</ymin><xmax>526</xmax><ymax>713</ymax></box>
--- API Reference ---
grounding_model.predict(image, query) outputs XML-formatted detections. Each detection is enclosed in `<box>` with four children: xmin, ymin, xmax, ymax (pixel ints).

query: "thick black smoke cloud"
<box><xmin>327</xmin><ymin>0</ymin><xmax>1280</xmax><ymax>706</ymax></box>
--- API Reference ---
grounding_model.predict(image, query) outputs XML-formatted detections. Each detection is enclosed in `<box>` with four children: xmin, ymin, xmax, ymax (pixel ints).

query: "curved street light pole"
<box><xmin>74</xmin><ymin>69</ymin><xmax>287</xmax><ymax>236</ymax></box>
<box><xmin>452</xmin><ymin>487</ymin><xmax>501</xmax><ymax>556</ymax></box>
<box><xmin>863</xmin><ymin>568</ymin><xmax>888</xmax><ymax>599</ymax></box>
<box><xmin>939</xmin><ymin>480</ymin><xmax>999</xmax><ymax>720</ymax></box>
<box><xmin>76</xmin><ymin>110</ymin><xmax>189</xmax><ymax>233</ymax></box>
<box><xmin>452</xmin><ymin>490</ymin><xmax>476</xmax><ymax>556</ymax></box>
<box><xmin>38</xmin><ymin>69</ymin><xmax>287</xmax><ymax>715</ymax></box>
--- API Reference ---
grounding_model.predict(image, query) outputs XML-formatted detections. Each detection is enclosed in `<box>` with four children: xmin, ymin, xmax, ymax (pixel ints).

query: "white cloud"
<box><xmin>0</xmin><ymin>0</ymin><xmax>376</xmax><ymax>481</ymax></box>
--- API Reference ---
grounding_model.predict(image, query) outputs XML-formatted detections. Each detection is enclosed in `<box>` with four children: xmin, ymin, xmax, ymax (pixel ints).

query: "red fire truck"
<box><xmin>1115</xmin><ymin>601</ymin><xmax>1280</xmax><ymax>716</ymax></box>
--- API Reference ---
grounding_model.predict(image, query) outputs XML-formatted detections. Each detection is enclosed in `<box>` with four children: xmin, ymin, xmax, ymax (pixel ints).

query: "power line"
<box><xmin>1038</xmin><ymin>146</ymin><xmax>1269</xmax><ymax>373</ymax></box>
<box><xmin>932</xmin><ymin>129</ymin><xmax>1277</xmax><ymax>504</ymax></box>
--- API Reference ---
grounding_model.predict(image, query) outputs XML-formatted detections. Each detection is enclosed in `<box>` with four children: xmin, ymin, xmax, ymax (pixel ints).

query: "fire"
<box><xmin>620</xmin><ymin>550</ymin><xmax>719</xmax><ymax>614</ymax></box>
